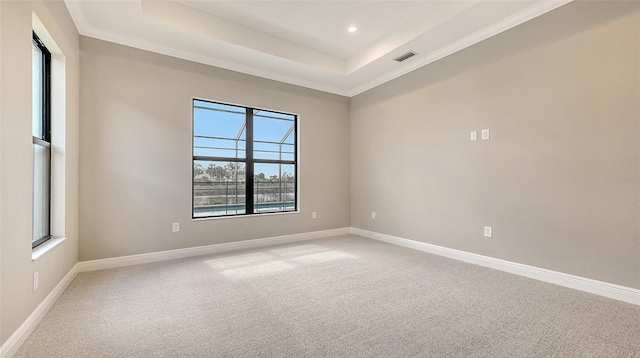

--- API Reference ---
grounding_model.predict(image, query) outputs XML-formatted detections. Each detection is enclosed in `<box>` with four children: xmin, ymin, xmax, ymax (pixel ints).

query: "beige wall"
<box><xmin>351</xmin><ymin>1</ymin><xmax>640</xmax><ymax>289</ymax></box>
<box><xmin>0</xmin><ymin>0</ymin><xmax>79</xmax><ymax>345</ymax></box>
<box><xmin>2</xmin><ymin>0</ymin><xmax>639</xmax><ymax>348</ymax></box>
<box><xmin>79</xmin><ymin>38</ymin><xmax>351</xmax><ymax>261</ymax></box>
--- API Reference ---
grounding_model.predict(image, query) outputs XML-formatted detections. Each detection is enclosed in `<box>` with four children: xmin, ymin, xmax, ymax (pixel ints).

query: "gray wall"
<box><xmin>351</xmin><ymin>1</ymin><xmax>640</xmax><ymax>289</ymax></box>
<box><xmin>0</xmin><ymin>0</ymin><xmax>79</xmax><ymax>345</ymax></box>
<box><xmin>79</xmin><ymin>38</ymin><xmax>351</xmax><ymax>261</ymax></box>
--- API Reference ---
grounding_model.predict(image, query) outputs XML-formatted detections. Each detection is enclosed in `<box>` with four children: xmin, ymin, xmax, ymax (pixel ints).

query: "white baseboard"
<box><xmin>351</xmin><ymin>227</ymin><xmax>640</xmax><ymax>306</ymax></box>
<box><xmin>76</xmin><ymin>227</ymin><xmax>351</xmax><ymax>273</ymax></box>
<box><xmin>4</xmin><ymin>226</ymin><xmax>636</xmax><ymax>358</ymax></box>
<box><xmin>0</xmin><ymin>264</ymin><xmax>79</xmax><ymax>358</ymax></box>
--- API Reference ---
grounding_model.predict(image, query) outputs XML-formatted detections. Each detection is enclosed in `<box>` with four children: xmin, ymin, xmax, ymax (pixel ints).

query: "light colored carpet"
<box><xmin>16</xmin><ymin>235</ymin><xmax>640</xmax><ymax>357</ymax></box>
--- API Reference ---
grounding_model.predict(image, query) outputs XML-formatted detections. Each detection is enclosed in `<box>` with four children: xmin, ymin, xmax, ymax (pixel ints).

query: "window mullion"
<box><xmin>33</xmin><ymin>137</ymin><xmax>51</xmax><ymax>148</ymax></box>
<box><xmin>245</xmin><ymin>108</ymin><xmax>254</xmax><ymax>214</ymax></box>
<box><xmin>193</xmin><ymin>156</ymin><xmax>245</xmax><ymax>163</ymax></box>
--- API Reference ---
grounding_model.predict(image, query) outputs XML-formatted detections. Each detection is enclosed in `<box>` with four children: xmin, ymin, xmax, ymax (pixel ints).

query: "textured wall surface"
<box><xmin>1</xmin><ymin>0</ymin><xmax>79</xmax><ymax>345</ymax></box>
<box><xmin>351</xmin><ymin>1</ymin><xmax>640</xmax><ymax>288</ymax></box>
<box><xmin>79</xmin><ymin>37</ymin><xmax>351</xmax><ymax>261</ymax></box>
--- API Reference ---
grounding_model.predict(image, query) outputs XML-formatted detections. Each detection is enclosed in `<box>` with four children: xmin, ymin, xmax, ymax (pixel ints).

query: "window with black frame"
<box><xmin>32</xmin><ymin>32</ymin><xmax>52</xmax><ymax>248</ymax></box>
<box><xmin>192</xmin><ymin>100</ymin><xmax>297</xmax><ymax>218</ymax></box>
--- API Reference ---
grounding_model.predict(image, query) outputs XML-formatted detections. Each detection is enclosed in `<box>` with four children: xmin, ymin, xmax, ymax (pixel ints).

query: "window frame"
<box><xmin>192</xmin><ymin>99</ymin><xmax>298</xmax><ymax>219</ymax></box>
<box><xmin>32</xmin><ymin>31</ymin><xmax>52</xmax><ymax>248</ymax></box>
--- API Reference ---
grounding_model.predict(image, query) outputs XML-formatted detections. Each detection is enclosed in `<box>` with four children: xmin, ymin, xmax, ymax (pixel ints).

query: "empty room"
<box><xmin>1</xmin><ymin>0</ymin><xmax>639</xmax><ymax>356</ymax></box>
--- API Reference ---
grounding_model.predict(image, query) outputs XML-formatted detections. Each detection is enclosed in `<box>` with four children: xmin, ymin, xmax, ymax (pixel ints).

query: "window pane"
<box><xmin>193</xmin><ymin>101</ymin><xmax>246</xmax><ymax>159</ymax></box>
<box><xmin>254</xmin><ymin>141</ymin><xmax>282</xmax><ymax>161</ymax></box>
<box><xmin>280</xmin><ymin>143</ymin><xmax>295</xmax><ymax>161</ymax></box>
<box><xmin>193</xmin><ymin>160</ymin><xmax>246</xmax><ymax>217</ymax></box>
<box><xmin>253</xmin><ymin>110</ymin><xmax>295</xmax><ymax>161</ymax></box>
<box><xmin>254</xmin><ymin>163</ymin><xmax>296</xmax><ymax>213</ymax></box>
<box><xmin>32</xmin><ymin>43</ymin><xmax>43</xmax><ymax>139</ymax></box>
<box><xmin>192</xmin><ymin>100</ymin><xmax>297</xmax><ymax>218</ymax></box>
<box><xmin>33</xmin><ymin>143</ymin><xmax>50</xmax><ymax>243</ymax></box>
<box><xmin>193</xmin><ymin>136</ymin><xmax>246</xmax><ymax>158</ymax></box>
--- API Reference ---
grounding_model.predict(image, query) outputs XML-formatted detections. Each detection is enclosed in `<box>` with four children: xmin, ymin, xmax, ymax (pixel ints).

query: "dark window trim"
<box><xmin>32</xmin><ymin>31</ymin><xmax>52</xmax><ymax>249</ymax></box>
<box><xmin>192</xmin><ymin>99</ymin><xmax>298</xmax><ymax>219</ymax></box>
<box><xmin>245</xmin><ymin>107</ymin><xmax>255</xmax><ymax>214</ymax></box>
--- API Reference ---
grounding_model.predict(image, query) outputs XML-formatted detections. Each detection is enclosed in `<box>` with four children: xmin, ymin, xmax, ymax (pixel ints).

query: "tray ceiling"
<box><xmin>64</xmin><ymin>0</ymin><xmax>572</xmax><ymax>97</ymax></box>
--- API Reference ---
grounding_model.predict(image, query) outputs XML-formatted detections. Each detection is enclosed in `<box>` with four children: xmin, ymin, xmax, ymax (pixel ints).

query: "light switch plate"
<box><xmin>481</xmin><ymin>129</ymin><xmax>490</xmax><ymax>140</ymax></box>
<box><xmin>470</xmin><ymin>131</ymin><xmax>478</xmax><ymax>141</ymax></box>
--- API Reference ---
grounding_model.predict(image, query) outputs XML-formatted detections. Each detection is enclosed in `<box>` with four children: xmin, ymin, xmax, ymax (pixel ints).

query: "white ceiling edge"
<box><xmin>84</xmin><ymin>25</ymin><xmax>351</xmax><ymax>96</ymax></box>
<box><xmin>345</xmin><ymin>1</ymin><xmax>481</xmax><ymax>75</ymax></box>
<box><xmin>142</xmin><ymin>0</ymin><xmax>346</xmax><ymax>75</ymax></box>
<box><xmin>64</xmin><ymin>0</ymin><xmax>574</xmax><ymax>98</ymax></box>
<box><xmin>64</xmin><ymin>1</ymin><xmax>351</xmax><ymax>96</ymax></box>
<box><xmin>348</xmin><ymin>0</ymin><xmax>574</xmax><ymax>97</ymax></box>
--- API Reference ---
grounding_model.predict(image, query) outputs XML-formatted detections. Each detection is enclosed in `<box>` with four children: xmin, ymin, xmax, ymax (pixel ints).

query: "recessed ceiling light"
<box><xmin>348</xmin><ymin>26</ymin><xmax>358</xmax><ymax>33</ymax></box>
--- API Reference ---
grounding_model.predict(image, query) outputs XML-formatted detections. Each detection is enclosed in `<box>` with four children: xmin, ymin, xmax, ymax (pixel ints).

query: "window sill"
<box><xmin>193</xmin><ymin>210</ymin><xmax>300</xmax><ymax>221</ymax></box>
<box><xmin>32</xmin><ymin>237</ymin><xmax>66</xmax><ymax>262</ymax></box>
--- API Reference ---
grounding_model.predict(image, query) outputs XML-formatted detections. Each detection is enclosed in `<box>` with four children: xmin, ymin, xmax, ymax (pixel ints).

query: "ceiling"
<box><xmin>63</xmin><ymin>0</ymin><xmax>572</xmax><ymax>97</ymax></box>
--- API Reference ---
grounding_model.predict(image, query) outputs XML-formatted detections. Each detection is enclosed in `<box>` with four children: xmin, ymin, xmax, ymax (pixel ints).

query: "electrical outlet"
<box><xmin>372</xmin><ymin>212</ymin><xmax>376</xmax><ymax>219</ymax></box>
<box><xmin>484</xmin><ymin>226</ymin><xmax>493</xmax><ymax>238</ymax></box>
<box><xmin>312</xmin><ymin>212</ymin><xmax>317</xmax><ymax>219</ymax></box>
<box><xmin>172</xmin><ymin>222</ymin><xmax>180</xmax><ymax>232</ymax></box>
<box><xmin>470</xmin><ymin>131</ymin><xmax>478</xmax><ymax>141</ymax></box>
<box><xmin>33</xmin><ymin>272</ymin><xmax>39</xmax><ymax>291</ymax></box>
<box><xmin>481</xmin><ymin>129</ymin><xmax>490</xmax><ymax>140</ymax></box>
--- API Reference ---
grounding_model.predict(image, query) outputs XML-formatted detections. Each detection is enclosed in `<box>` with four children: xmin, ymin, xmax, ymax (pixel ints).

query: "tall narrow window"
<box><xmin>193</xmin><ymin>100</ymin><xmax>297</xmax><ymax>218</ymax></box>
<box><xmin>32</xmin><ymin>32</ymin><xmax>51</xmax><ymax>248</ymax></box>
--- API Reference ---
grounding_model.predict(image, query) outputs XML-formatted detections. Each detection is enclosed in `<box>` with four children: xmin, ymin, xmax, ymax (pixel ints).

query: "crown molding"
<box><xmin>65</xmin><ymin>0</ymin><xmax>573</xmax><ymax>98</ymax></box>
